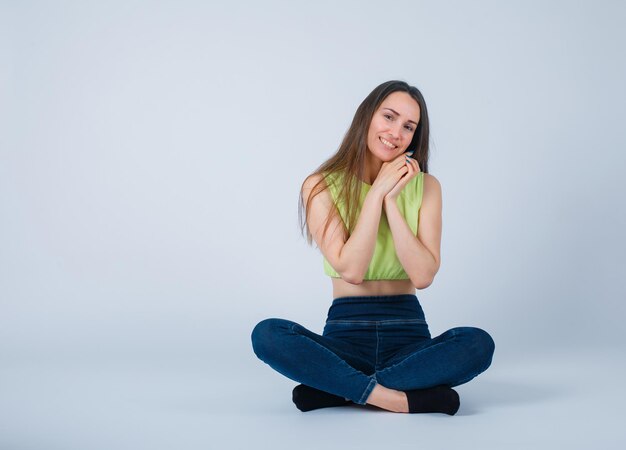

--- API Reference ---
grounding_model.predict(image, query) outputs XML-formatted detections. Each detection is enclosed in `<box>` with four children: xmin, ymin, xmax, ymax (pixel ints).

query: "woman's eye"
<box><xmin>405</xmin><ymin>125</ymin><xmax>414</xmax><ymax>131</ymax></box>
<box><xmin>384</xmin><ymin>114</ymin><xmax>392</xmax><ymax>120</ymax></box>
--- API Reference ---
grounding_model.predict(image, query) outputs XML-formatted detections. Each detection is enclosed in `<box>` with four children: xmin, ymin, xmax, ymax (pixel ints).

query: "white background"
<box><xmin>1</xmin><ymin>1</ymin><xmax>625</xmax><ymax>449</ymax></box>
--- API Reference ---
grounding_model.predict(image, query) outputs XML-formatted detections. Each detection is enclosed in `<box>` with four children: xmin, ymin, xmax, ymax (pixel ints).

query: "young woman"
<box><xmin>251</xmin><ymin>80</ymin><xmax>495</xmax><ymax>414</ymax></box>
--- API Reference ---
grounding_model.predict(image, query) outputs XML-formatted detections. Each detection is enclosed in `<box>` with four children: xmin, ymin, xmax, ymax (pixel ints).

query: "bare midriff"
<box><xmin>331</xmin><ymin>277</ymin><xmax>416</xmax><ymax>299</ymax></box>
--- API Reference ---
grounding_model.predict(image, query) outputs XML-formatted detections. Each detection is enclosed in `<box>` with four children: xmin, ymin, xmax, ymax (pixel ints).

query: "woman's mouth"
<box><xmin>380</xmin><ymin>137</ymin><xmax>397</xmax><ymax>150</ymax></box>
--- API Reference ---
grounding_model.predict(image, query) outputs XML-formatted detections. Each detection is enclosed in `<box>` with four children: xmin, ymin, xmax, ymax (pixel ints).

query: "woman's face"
<box><xmin>366</xmin><ymin>91</ymin><xmax>421</xmax><ymax>161</ymax></box>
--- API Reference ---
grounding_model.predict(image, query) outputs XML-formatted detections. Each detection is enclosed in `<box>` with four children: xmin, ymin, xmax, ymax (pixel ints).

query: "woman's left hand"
<box><xmin>384</xmin><ymin>154</ymin><xmax>421</xmax><ymax>202</ymax></box>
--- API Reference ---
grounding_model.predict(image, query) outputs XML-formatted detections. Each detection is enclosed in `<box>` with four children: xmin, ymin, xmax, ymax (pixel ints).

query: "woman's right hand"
<box><xmin>371</xmin><ymin>151</ymin><xmax>414</xmax><ymax>196</ymax></box>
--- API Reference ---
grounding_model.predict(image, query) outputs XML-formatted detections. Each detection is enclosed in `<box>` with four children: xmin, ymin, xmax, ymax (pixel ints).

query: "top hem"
<box><xmin>326</xmin><ymin>275</ymin><xmax>411</xmax><ymax>281</ymax></box>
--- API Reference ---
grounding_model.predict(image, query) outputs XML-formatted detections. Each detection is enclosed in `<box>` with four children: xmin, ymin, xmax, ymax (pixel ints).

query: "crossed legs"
<box><xmin>251</xmin><ymin>318</ymin><xmax>495</xmax><ymax>413</ymax></box>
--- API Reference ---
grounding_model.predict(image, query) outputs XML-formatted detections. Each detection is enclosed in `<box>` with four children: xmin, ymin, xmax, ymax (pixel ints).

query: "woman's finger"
<box><xmin>409</xmin><ymin>157</ymin><xmax>420</xmax><ymax>173</ymax></box>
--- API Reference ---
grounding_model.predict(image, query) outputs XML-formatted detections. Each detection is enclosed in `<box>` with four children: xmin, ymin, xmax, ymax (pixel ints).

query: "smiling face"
<box><xmin>366</xmin><ymin>91</ymin><xmax>421</xmax><ymax>161</ymax></box>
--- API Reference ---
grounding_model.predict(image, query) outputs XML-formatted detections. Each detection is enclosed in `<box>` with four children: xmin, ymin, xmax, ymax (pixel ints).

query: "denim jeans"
<box><xmin>251</xmin><ymin>294</ymin><xmax>495</xmax><ymax>405</ymax></box>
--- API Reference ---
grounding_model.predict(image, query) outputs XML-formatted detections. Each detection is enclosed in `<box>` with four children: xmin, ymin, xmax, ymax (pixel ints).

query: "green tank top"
<box><xmin>322</xmin><ymin>170</ymin><xmax>425</xmax><ymax>280</ymax></box>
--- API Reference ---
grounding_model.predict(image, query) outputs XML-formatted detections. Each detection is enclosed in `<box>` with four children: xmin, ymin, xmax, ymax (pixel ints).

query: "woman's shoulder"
<box><xmin>421</xmin><ymin>172</ymin><xmax>442</xmax><ymax>204</ymax></box>
<box><xmin>422</xmin><ymin>172</ymin><xmax>441</xmax><ymax>191</ymax></box>
<box><xmin>303</xmin><ymin>170</ymin><xmax>348</xmax><ymax>192</ymax></box>
<box><xmin>301</xmin><ymin>173</ymin><xmax>334</xmax><ymax>205</ymax></box>
<box><xmin>302</xmin><ymin>172</ymin><xmax>328</xmax><ymax>192</ymax></box>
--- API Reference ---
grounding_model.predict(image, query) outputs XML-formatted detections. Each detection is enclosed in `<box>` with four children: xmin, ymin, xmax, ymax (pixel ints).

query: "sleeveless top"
<box><xmin>322</xmin><ymin>170</ymin><xmax>425</xmax><ymax>280</ymax></box>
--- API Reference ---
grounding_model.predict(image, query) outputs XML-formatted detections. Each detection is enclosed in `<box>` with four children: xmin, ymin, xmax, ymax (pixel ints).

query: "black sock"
<box><xmin>404</xmin><ymin>385</ymin><xmax>460</xmax><ymax>415</ymax></box>
<box><xmin>292</xmin><ymin>384</ymin><xmax>352</xmax><ymax>412</ymax></box>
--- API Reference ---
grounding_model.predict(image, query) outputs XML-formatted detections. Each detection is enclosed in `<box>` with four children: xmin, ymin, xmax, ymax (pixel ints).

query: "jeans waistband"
<box><xmin>327</xmin><ymin>294</ymin><xmax>426</xmax><ymax>322</ymax></box>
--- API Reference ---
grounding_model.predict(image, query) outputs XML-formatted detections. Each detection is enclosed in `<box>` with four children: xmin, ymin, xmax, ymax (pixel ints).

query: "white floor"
<box><xmin>1</xmin><ymin>348</ymin><xmax>625</xmax><ymax>450</ymax></box>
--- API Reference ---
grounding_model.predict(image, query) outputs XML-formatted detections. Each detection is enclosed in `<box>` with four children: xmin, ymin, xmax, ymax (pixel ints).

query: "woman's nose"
<box><xmin>390</xmin><ymin>123</ymin><xmax>403</xmax><ymax>140</ymax></box>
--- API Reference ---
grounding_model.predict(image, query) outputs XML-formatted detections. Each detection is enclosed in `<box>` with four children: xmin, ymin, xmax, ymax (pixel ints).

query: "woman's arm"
<box><xmin>383</xmin><ymin>173</ymin><xmax>442</xmax><ymax>289</ymax></box>
<box><xmin>337</xmin><ymin>187</ymin><xmax>387</xmax><ymax>283</ymax></box>
<box><xmin>303</xmin><ymin>174</ymin><xmax>386</xmax><ymax>284</ymax></box>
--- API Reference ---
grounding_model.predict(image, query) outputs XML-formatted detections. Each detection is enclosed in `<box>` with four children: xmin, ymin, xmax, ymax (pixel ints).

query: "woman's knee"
<box><xmin>250</xmin><ymin>318</ymin><xmax>293</xmax><ymax>361</ymax></box>
<box><xmin>455</xmin><ymin>326</ymin><xmax>495</xmax><ymax>368</ymax></box>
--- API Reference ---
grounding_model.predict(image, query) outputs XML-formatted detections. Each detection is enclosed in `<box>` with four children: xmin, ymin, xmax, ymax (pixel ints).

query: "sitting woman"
<box><xmin>251</xmin><ymin>80</ymin><xmax>495</xmax><ymax>415</ymax></box>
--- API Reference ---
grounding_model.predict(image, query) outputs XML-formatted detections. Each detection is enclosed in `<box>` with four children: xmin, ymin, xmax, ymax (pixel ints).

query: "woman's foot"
<box><xmin>404</xmin><ymin>385</ymin><xmax>460</xmax><ymax>415</ymax></box>
<box><xmin>292</xmin><ymin>384</ymin><xmax>352</xmax><ymax>412</ymax></box>
<box><xmin>365</xmin><ymin>384</ymin><xmax>409</xmax><ymax>412</ymax></box>
<box><xmin>366</xmin><ymin>384</ymin><xmax>460</xmax><ymax>415</ymax></box>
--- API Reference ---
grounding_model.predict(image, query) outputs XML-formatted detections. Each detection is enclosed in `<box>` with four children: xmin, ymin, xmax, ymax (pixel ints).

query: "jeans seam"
<box><xmin>357</xmin><ymin>377</ymin><xmax>377</xmax><ymax>405</ymax></box>
<box><xmin>379</xmin><ymin>319</ymin><xmax>427</xmax><ymax>325</ymax></box>
<box><xmin>325</xmin><ymin>320</ymin><xmax>378</xmax><ymax>325</ymax></box>
<box><xmin>326</xmin><ymin>319</ymin><xmax>426</xmax><ymax>325</ymax></box>
<box><xmin>375</xmin><ymin>322</ymin><xmax>380</xmax><ymax>371</ymax></box>
<box><xmin>376</xmin><ymin>332</ymin><xmax>454</xmax><ymax>377</ymax></box>
<box><xmin>288</xmin><ymin>322</ymin><xmax>372</xmax><ymax>402</ymax></box>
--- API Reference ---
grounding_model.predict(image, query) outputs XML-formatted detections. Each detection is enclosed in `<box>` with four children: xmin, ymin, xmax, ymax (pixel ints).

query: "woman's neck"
<box><xmin>364</xmin><ymin>152</ymin><xmax>383</xmax><ymax>184</ymax></box>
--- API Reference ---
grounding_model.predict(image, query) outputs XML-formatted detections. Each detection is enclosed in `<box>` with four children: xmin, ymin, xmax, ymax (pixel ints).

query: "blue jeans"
<box><xmin>251</xmin><ymin>294</ymin><xmax>495</xmax><ymax>405</ymax></box>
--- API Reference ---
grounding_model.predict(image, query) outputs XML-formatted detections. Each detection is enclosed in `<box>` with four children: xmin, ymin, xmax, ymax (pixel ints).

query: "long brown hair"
<box><xmin>298</xmin><ymin>80</ymin><xmax>431</xmax><ymax>246</ymax></box>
